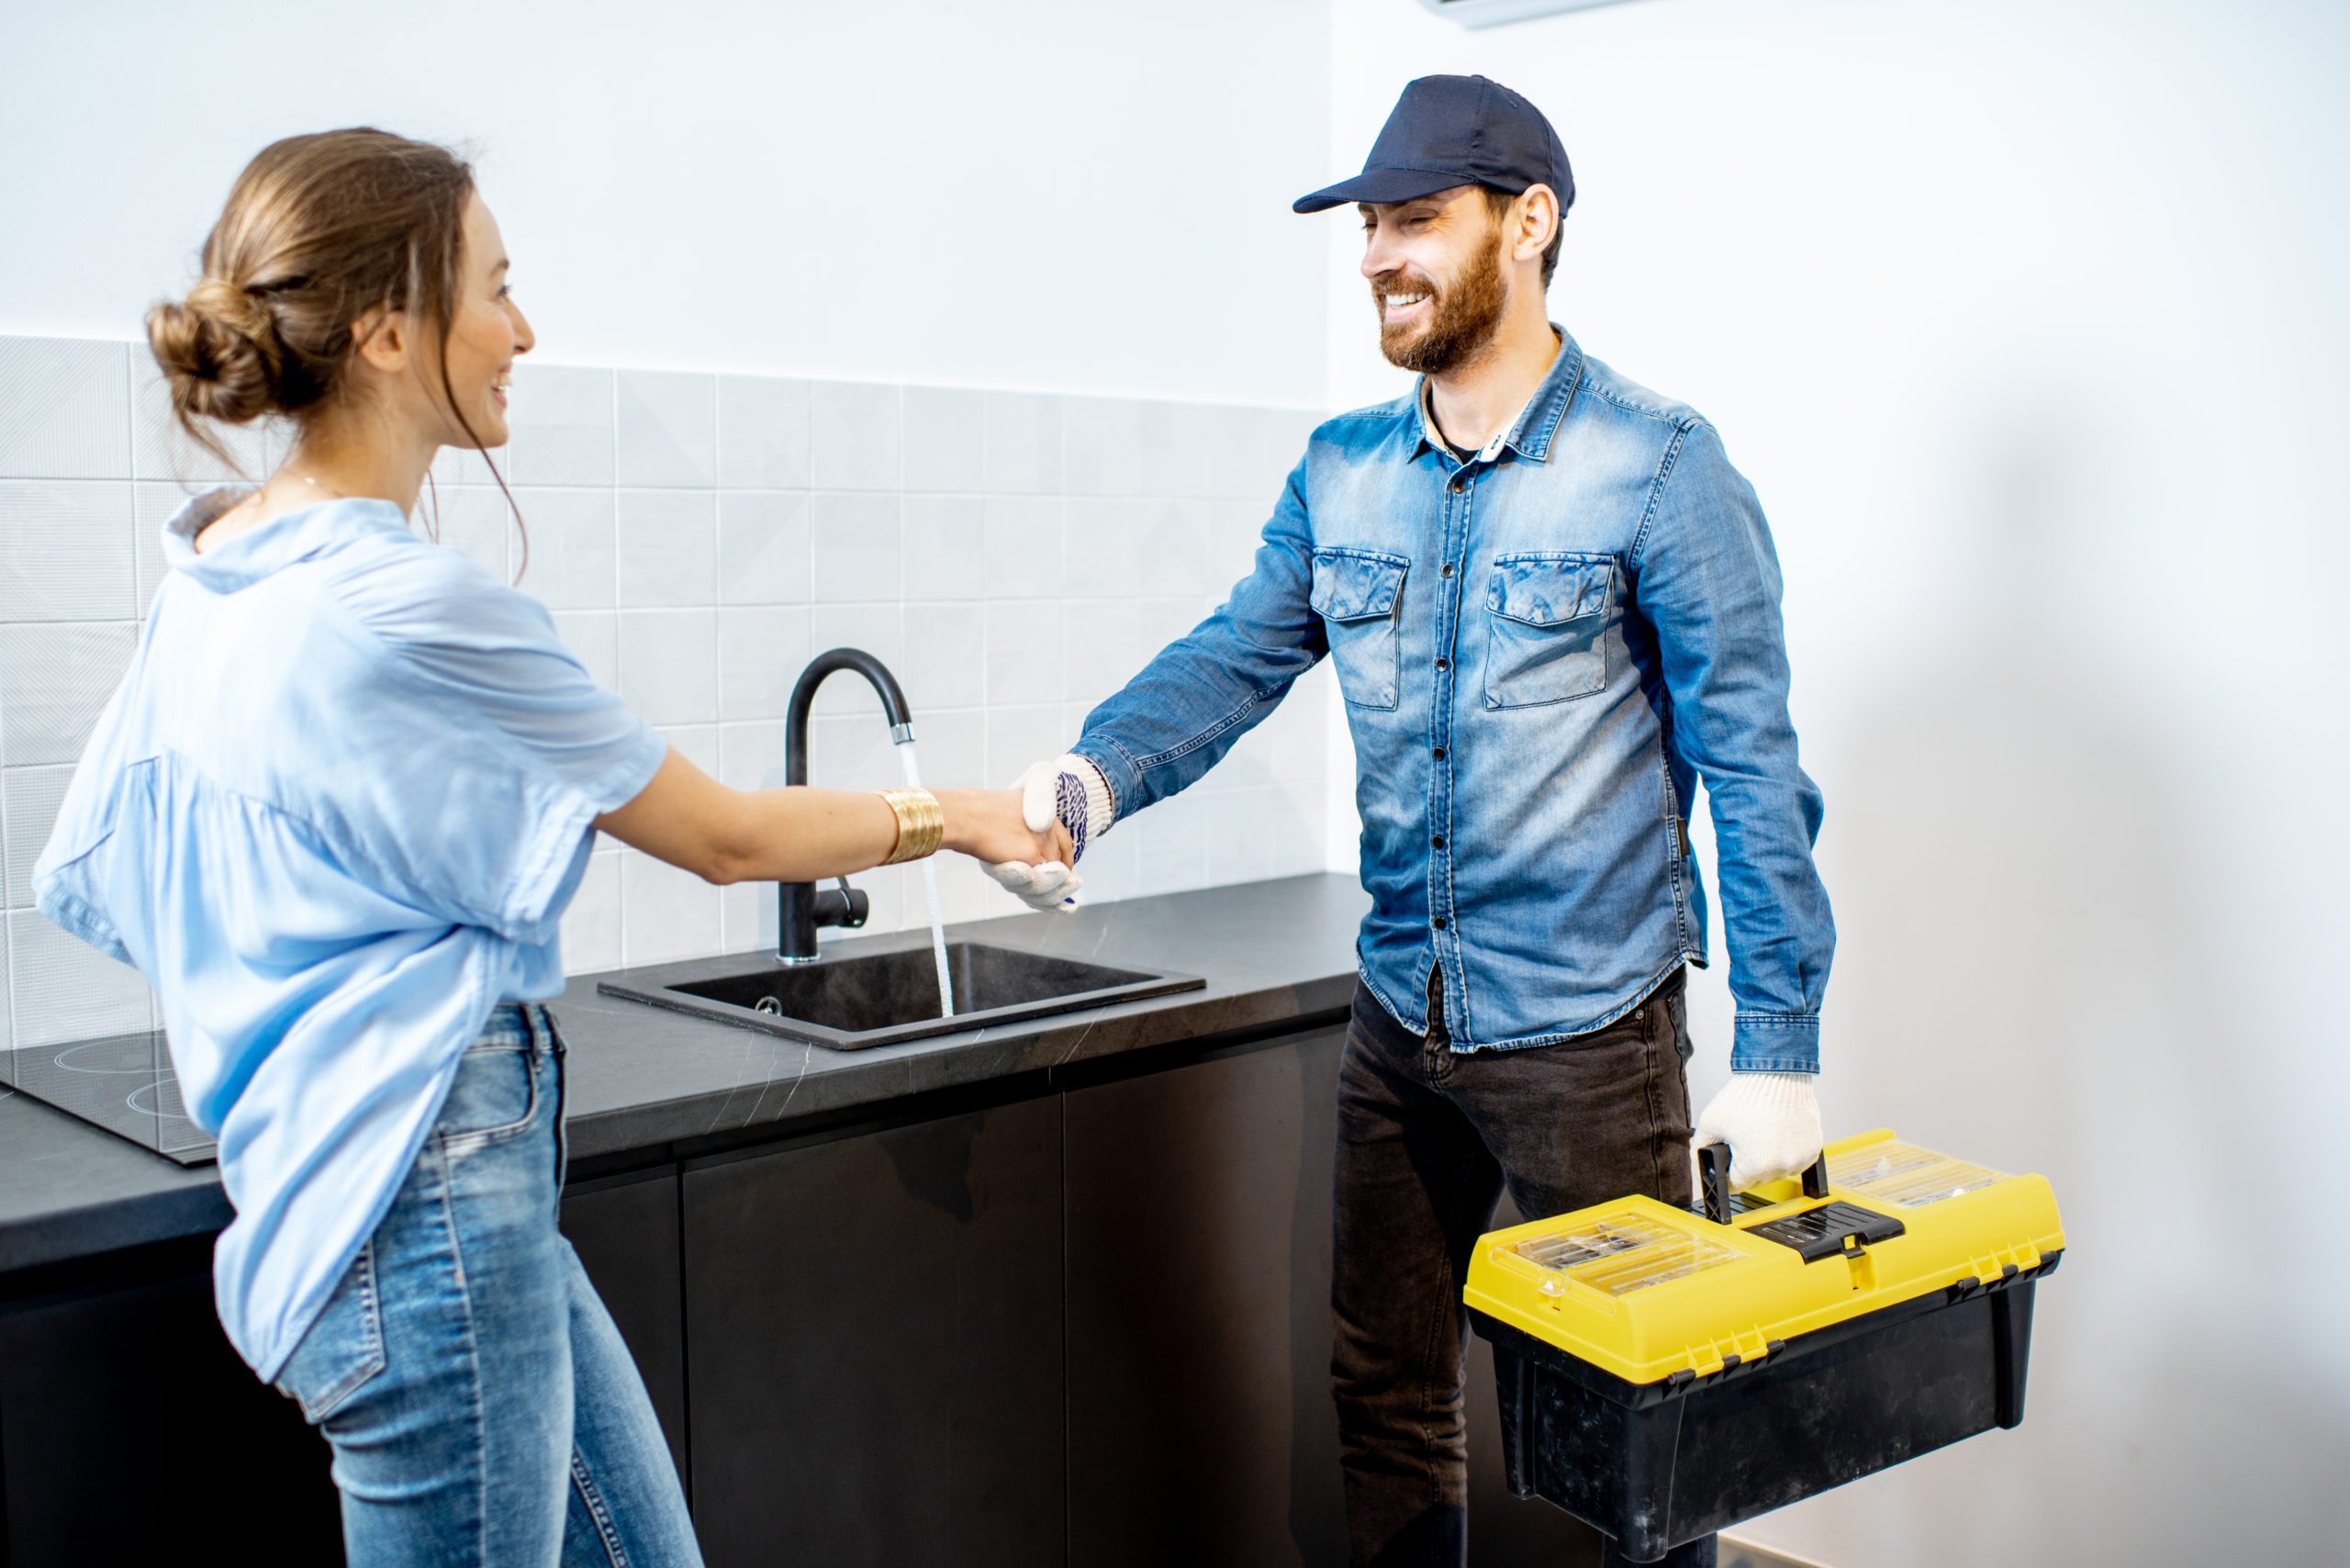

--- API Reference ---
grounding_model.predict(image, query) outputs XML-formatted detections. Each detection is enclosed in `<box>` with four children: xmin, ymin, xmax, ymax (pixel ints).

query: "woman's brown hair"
<box><xmin>147</xmin><ymin>128</ymin><xmax>521</xmax><ymax>564</ymax></box>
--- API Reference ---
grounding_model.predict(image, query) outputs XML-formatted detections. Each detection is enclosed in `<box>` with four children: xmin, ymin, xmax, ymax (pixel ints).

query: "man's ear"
<box><xmin>1513</xmin><ymin>185</ymin><xmax>1561</xmax><ymax>266</ymax></box>
<box><xmin>352</xmin><ymin>306</ymin><xmax>409</xmax><ymax>375</ymax></box>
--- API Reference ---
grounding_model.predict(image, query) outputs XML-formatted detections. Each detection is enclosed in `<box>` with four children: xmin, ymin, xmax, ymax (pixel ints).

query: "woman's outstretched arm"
<box><xmin>594</xmin><ymin>747</ymin><xmax>1068</xmax><ymax>885</ymax></box>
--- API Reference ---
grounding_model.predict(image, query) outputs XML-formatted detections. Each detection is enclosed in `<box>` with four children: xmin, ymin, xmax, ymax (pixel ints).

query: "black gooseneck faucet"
<box><xmin>778</xmin><ymin>647</ymin><xmax>917</xmax><ymax>963</ymax></box>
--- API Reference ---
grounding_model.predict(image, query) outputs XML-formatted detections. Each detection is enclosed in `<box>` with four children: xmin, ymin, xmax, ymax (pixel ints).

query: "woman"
<box><xmin>32</xmin><ymin>128</ymin><xmax>1068</xmax><ymax>1567</ymax></box>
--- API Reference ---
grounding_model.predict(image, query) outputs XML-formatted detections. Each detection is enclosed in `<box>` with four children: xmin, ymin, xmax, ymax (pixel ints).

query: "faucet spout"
<box><xmin>778</xmin><ymin>648</ymin><xmax>916</xmax><ymax>962</ymax></box>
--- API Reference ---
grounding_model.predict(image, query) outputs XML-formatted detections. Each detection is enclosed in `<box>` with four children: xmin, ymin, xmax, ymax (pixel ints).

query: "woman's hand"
<box><xmin>934</xmin><ymin>788</ymin><xmax>1073</xmax><ymax>868</ymax></box>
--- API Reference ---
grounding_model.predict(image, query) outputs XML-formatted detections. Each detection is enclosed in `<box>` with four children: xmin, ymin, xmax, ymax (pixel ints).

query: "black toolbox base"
<box><xmin>1478</xmin><ymin>1258</ymin><xmax>2055</xmax><ymax>1563</ymax></box>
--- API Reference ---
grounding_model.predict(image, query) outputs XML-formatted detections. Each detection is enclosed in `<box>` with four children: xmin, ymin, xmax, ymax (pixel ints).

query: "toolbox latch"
<box><xmin>1747</xmin><ymin>1201</ymin><xmax>1908</xmax><ymax>1263</ymax></box>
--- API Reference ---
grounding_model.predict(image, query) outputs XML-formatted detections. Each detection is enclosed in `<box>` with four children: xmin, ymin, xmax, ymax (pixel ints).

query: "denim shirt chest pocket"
<box><xmin>1483</xmin><ymin>552</ymin><xmax>1617</xmax><ymax>708</ymax></box>
<box><xmin>1310</xmin><ymin>547</ymin><xmax>1409</xmax><ymax>711</ymax></box>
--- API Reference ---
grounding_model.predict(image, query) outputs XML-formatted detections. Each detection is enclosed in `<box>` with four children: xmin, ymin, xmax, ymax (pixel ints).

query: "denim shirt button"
<box><xmin>1431</xmin><ymin>745</ymin><xmax>1446</xmax><ymax>760</ymax></box>
<box><xmin>1431</xmin><ymin>834</ymin><xmax>1446</xmax><ymax>849</ymax></box>
<box><xmin>1436</xmin><ymin>657</ymin><xmax>1449</xmax><ymax>672</ymax></box>
<box><xmin>1432</xmin><ymin>916</ymin><xmax>1449</xmax><ymax>931</ymax></box>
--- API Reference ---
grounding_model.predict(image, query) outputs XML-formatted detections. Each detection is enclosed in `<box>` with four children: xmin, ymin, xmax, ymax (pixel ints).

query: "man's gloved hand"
<box><xmin>1692</xmin><ymin>1072</ymin><xmax>1822</xmax><ymax>1190</ymax></box>
<box><xmin>982</xmin><ymin>755</ymin><xmax>1115</xmax><ymax>914</ymax></box>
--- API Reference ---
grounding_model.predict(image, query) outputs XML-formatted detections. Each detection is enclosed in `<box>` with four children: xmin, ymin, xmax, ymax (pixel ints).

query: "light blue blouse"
<box><xmin>34</xmin><ymin>488</ymin><xmax>666</xmax><ymax>1379</ymax></box>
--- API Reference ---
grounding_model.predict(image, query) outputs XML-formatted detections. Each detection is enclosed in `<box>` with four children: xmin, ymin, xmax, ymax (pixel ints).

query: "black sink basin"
<box><xmin>596</xmin><ymin>940</ymin><xmax>1204</xmax><ymax>1051</ymax></box>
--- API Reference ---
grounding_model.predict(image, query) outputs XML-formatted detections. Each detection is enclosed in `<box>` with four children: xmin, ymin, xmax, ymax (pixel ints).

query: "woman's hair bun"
<box><xmin>146</xmin><ymin>276</ymin><xmax>281</xmax><ymax>427</ymax></box>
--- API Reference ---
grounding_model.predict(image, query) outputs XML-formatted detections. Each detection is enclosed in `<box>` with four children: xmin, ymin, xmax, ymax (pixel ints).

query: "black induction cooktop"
<box><xmin>0</xmin><ymin>1031</ymin><xmax>217</xmax><ymax>1166</ymax></box>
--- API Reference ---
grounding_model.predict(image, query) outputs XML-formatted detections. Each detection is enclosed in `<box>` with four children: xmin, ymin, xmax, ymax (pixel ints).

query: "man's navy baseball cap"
<box><xmin>1293</xmin><ymin>74</ymin><xmax>1573</xmax><ymax>216</ymax></box>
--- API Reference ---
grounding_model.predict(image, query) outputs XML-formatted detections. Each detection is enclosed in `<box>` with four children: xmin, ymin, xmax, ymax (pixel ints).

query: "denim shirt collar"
<box><xmin>163</xmin><ymin>485</ymin><xmax>411</xmax><ymax>592</ymax></box>
<box><xmin>1409</xmin><ymin>324</ymin><xmax>1587</xmax><ymax>465</ymax></box>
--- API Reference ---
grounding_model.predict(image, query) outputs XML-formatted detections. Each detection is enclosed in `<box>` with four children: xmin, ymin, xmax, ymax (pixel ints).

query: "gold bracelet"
<box><xmin>877</xmin><ymin>788</ymin><xmax>945</xmax><ymax>865</ymax></box>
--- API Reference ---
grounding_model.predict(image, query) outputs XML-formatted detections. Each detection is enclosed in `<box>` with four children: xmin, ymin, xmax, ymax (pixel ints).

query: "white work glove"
<box><xmin>982</xmin><ymin>755</ymin><xmax>1116</xmax><ymax>914</ymax></box>
<box><xmin>1692</xmin><ymin>1072</ymin><xmax>1822</xmax><ymax>1191</ymax></box>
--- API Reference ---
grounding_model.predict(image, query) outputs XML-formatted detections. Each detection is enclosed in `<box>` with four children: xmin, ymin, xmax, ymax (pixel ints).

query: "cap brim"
<box><xmin>1292</xmin><ymin>166</ymin><xmax>1473</xmax><ymax>215</ymax></box>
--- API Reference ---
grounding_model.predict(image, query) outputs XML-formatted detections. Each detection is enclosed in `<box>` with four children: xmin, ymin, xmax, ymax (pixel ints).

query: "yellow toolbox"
<box><xmin>1463</xmin><ymin>1129</ymin><xmax>2065</xmax><ymax>1562</ymax></box>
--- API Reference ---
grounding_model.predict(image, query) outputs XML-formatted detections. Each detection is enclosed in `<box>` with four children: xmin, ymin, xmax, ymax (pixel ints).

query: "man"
<box><xmin>989</xmin><ymin>75</ymin><xmax>1832</xmax><ymax>1568</ymax></box>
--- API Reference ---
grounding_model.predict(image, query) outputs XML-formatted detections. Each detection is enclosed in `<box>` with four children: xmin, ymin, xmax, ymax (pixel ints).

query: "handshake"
<box><xmin>972</xmin><ymin>752</ymin><xmax>1118</xmax><ymax>912</ymax></box>
<box><xmin>976</xmin><ymin>753</ymin><xmax>1117</xmax><ymax>914</ymax></box>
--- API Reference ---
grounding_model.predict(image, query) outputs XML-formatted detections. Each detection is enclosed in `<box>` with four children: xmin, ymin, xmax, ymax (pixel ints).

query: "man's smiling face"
<box><xmin>1360</xmin><ymin>185</ymin><xmax>1508</xmax><ymax>375</ymax></box>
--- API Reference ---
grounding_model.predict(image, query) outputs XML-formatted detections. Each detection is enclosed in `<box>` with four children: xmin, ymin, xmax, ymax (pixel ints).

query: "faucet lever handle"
<box><xmin>812</xmin><ymin>877</ymin><xmax>870</xmax><ymax>932</ymax></box>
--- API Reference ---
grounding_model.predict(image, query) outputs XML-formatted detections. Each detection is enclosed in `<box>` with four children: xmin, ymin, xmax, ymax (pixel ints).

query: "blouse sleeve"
<box><xmin>329</xmin><ymin>538</ymin><xmax>666</xmax><ymax>945</ymax></box>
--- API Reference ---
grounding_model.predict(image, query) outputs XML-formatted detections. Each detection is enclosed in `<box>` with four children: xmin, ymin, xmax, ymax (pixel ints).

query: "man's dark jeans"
<box><xmin>1332</xmin><ymin>968</ymin><xmax>1716</xmax><ymax>1568</ymax></box>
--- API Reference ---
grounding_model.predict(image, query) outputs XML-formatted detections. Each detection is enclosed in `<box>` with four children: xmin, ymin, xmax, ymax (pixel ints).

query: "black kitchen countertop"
<box><xmin>0</xmin><ymin>874</ymin><xmax>1369</xmax><ymax>1277</ymax></box>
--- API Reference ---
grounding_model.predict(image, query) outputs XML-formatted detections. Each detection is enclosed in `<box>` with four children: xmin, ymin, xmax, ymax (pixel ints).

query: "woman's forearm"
<box><xmin>595</xmin><ymin>748</ymin><xmax>898</xmax><ymax>883</ymax></box>
<box><xmin>594</xmin><ymin>748</ymin><xmax>1056</xmax><ymax>885</ymax></box>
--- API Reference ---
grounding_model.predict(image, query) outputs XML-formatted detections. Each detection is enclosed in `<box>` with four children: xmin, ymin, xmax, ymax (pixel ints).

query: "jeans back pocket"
<box><xmin>1483</xmin><ymin>553</ymin><xmax>1614</xmax><ymax>708</ymax></box>
<box><xmin>1311</xmin><ymin>547</ymin><xmax>1408</xmax><ymax>711</ymax></box>
<box><xmin>273</xmin><ymin>1238</ymin><xmax>386</xmax><ymax>1423</ymax></box>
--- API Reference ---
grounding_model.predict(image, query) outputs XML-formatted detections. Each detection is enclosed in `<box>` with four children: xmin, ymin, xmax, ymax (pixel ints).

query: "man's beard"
<box><xmin>1373</xmin><ymin>225</ymin><xmax>1506</xmax><ymax>375</ymax></box>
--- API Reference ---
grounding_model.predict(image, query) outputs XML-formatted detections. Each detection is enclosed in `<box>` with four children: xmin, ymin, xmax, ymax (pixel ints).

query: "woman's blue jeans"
<box><xmin>270</xmin><ymin>1004</ymin><xmax>704</xmax><ymax>1567</ymax></box>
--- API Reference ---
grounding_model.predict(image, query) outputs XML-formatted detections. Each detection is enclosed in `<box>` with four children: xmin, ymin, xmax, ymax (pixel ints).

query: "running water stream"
<box><xmin>894</xmin><ymin>740</ymin><xmax>955</xmax><ymax>1020</ymax></box>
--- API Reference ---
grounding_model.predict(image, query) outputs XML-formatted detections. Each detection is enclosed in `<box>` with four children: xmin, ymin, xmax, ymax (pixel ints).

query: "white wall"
<box><xmin>1327</xmin><ymin>0</ymin><xmax>2350</xmax><ymax>1562</ymax></box>
<box><xmin>2</xmin><ymin>0</ymin><xmax>1330</xmax><ymax>406</ymax></box>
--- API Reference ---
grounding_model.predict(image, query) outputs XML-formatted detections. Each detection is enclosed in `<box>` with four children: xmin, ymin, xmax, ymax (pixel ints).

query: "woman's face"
<box><xmin>430</xmin><ymin>194</ymin><xmax>534</xmax><ymax>451</ymax></box>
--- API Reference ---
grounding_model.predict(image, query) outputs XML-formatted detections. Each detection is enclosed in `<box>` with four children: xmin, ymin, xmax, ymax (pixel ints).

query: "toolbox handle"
<box><xmin>1698</xmin><ymin>1143</ymin><xmax>1831</xmax><ymax>1226</ymax></box>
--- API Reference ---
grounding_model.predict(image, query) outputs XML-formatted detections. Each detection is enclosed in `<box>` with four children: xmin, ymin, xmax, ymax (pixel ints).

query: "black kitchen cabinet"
<box><xmin>1064</xmin><ymin>1027</ymin><xmax>1350</xmax><ymax>1567</ymax></box>
<box><xmin>0</xmin><ymin>1252</ymin><xmax>341</xmax><ymax>1566</ymax></box>
<box><xmin>562</xmin><ymin>1168</ymin><xmax>689</xmax><ymax>1486</ymax></box>
<box><xmin>1465</xmin><ymin>1189</ymin><xmax>1606</xmax><ymax>1568</ymax></box>
<box><xmin>1065</xmin><ymin>1027</ymin><xmax>1602</xmax><ymax>1568</ymax></box>
<box><xmin>678</xmin><ymin>1095</ymin><xmax>1065</xmax><ymax>1568</ymax></box>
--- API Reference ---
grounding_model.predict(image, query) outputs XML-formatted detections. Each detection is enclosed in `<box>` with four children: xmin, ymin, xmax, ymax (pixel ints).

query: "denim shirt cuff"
<box><xmin>1069</xmin><ymin>740</ymin><xmax>1134</xmax><ymax>829</ymax></box>
<box><xmin>1730</xmin><ymin>1013</ymin><xmax>1820</xmax><ymax>1074</ymax></box>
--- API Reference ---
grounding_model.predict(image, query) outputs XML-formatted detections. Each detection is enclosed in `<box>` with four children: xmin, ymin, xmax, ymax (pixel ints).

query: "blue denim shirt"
<box><xmin>1074</xmin><ymin>331</ymin><xmax>1832</xmax><ymax>1069</ymax></box>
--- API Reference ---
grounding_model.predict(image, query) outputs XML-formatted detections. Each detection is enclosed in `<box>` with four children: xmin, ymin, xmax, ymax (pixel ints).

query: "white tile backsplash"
<box><xmin>619</xmin><ymin>848</ymin><xmax>722</xmax><ymax>966</ymax></box>
<box><xmin>617</xmin><ymin>489</ymin><xmax>717</xmax><ymax>607</ymax></box>
<box><xmin>513</xmin><ymin>488</ymin><xmax>617</xmax><ymax>610</ymax></box>
<box><xmin>3</xmin><ymin>765</ymin><xmax>75</xmax><ymax>909</ymax></box>
<box><xmin>810</xmin><ymin>492</ymin><xmax>901</xmax><ymax>603</ymax></box>
<box><xmin>809</xmin><ymin>381</ymin><xmax>901</xmax><ymax>489</ymax></box>
<box><xmin>8</xmin><ymin>908</ymin><xmax>153</xmax><ymax>1047</ymax></box>
<box><xmin>508</xmin><ymin>364</ymin><xmax>615</xmax><ymax>486</ymax></box>
<box><xmin>982</xmin><ymin>392</ymin><xmax>1063</xmax><ymax>495</ymax></box>
<box><xmin>561</xmin><ymin>851</ymin><xmax>622</xmax><ymax>975</ymax></box>
<box><xmin>0</xmin><ymin>338</ymin><xmax>129</xmax><ymax>480</ymax></box>
<box><xmin>616</xmin><ymin>608</ymin><xmax>717</xmax><ymax>723</ymax></box>
<box><xmin>900</xmin><ymin>601</ymin><xmax>986</xmax><ymax>711</ymax></box>
<box><xmin>615</xmin><ymin>370</ymin><xmax>716</xmax><ymax>488</ymax></box>
<box><xmin>901</xmin><ymin>386</ymin><xmax>986</xmax><ymax>493</ymax></box>
<box><xmin>901</xmin><ymin>495</ymin><xmax>986</xmax><ymax>602</ymax></box>
<box><xmin>1062</xmin><ymin>498</ymin><xmax>1141</xmax><ymax>598</ymax></box>
<box><xmin>0</xmin><ymin>621</ymin><xmax>138</xmax><ymax>766</ymax></box>
<box><xmin>718</xmin><ymin>605</ymin><xmax>812</xmax><ymax>721</ymax></box>
<box><xmin>984</xmin><ymin>603</ymin><xmax>1061</xmax><ymax>706</ymax></box>
<box><xmin>717</xmin><ymin>491</ymin><xmax>811</xmax><ymax>606</ymax></box>
<box><xmin>0</xmin><ymin>334</ymin><xmax>1333</xmax><ymax>1027</ymax></box>
<box><xmin>432</xmin><ymin>486</ymin><xmax>514</xmax><ymax>583</ymax></box>
<box><xmin>717</xmin><ymin>375</ymin><xmax>811</xmax><ymax>489</ymax></box>
<box><xmin>0</xmin><ymin>481</ymin><xmax>136</xmax><ymax>622</ymax></box>
<box><xmin>982</xmin><ymin>497</ymin><xmax>1063</xmax><ymax>600</ymax></box>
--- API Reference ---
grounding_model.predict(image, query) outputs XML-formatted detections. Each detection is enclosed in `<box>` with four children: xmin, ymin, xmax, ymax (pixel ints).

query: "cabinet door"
<box><xmin>1466</xmin><ymin>1189</ymin><xmax>1606</xmax><ymax>1567</ymax></box>
<box><xmin>680</xmin><ymin>1096</ymin><xmax>1063</xmax><ymax>1568</ymax></box>
<box><xmin>562</xmin><ymin>1169</ymin><xmax>688</xmax><ymax>1485</ymax></box>
<box><xmin>1064</xmin><ymin>1028</ymin><xmax>1602</xmax><ymax>1568</ymax></box>
<box><xmin>1063</xmin><ymin>1027</ymin><xmax>1350</xmax><ymax>1567</ymax></box>
<box><xmin>0</xmin><ymin>1265</ymin><xmax>342</xmax><ymax>1566</ymax></box>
